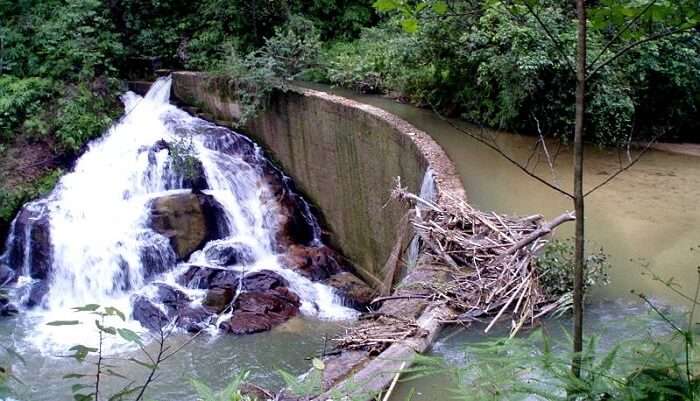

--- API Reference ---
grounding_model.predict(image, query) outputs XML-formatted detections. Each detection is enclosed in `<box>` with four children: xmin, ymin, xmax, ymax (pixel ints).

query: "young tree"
<box><xmin>375</xmin><ymin>0</ymin><xmax>699</xmax><ymax>377</ymax></box>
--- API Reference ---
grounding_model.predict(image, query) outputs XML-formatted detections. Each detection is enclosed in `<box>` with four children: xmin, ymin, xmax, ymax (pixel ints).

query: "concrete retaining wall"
<box><xmin>171</xmin><ymin>72</ymin><xmax>465</xmax><ymax>286</ymax></box>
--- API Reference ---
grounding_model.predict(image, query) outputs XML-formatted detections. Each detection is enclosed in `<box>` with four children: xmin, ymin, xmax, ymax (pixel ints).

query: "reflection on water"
<box><xmin>302</xmin><ymin>83</ymin><xmax>700</xmax><ymax>305</ymax></box>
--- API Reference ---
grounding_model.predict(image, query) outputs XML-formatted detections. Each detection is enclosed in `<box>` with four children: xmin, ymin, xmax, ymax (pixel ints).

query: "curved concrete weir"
<box><xmin>170</xmin><ymin>71</ymin><xmax>466</xmax><ymax>400</ymax></box>
<box><xmin>171</xmin><ymin>72</ymin><xmax>466</xmax><ymax>285</ymax></box>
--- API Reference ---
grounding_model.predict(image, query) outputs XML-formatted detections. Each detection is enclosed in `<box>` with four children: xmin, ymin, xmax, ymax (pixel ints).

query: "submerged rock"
<box><xmin>149</xmin><ymin>193</ymin><xmax>229</xmax><ymax>260</ymax></box>
<box><xmin>323</xmin><ymin>272</ymin><xmax>376</xmax><ymax>309</ymax></box>
<box><xmin>219</xmin><ymin>287</ymin><xmax>300</xmax><ymax>335</ymax></box>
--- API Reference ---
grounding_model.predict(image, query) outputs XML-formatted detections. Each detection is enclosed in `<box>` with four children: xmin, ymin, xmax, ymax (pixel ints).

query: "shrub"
<box><xmin>0</xmin><ymin>76</ymin><xmax>55</xmax><ymax>140</ymax></box>
<box><xmin>54</xmin><ymin>84</ymin><xmax>119</xmax><ymax>152</ymax></box>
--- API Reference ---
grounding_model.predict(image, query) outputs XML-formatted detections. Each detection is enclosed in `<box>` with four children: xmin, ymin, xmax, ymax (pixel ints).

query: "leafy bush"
<box><xmin>536</xmin><ymin>239</ymin><xmax>611</xmax><ymax>303</ymax></box>
<box><xmin>211</xmin><ymin>16</ymin><xmax>323</xmax><ymax>124</ymax></box>
<box><xmin>0</xmin><ymin>76</ymin><xmax>55</xmax><ymax>139</ymax></box>
<box><xmin>54</xmin><ymin>84</ymin><xmax>119</xmax><ymax>152</ymax></box>
<box><xmin>191</xmin><ymin>372</ymin><xmax>254</xmax><ymax>401</ymax></box>
<box><xmin>320</xmin><ymin>1</ymin><xmax>700</xmax><ymax>145</ymax></box>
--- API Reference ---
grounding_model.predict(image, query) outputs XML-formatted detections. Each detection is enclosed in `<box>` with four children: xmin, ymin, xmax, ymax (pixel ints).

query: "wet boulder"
<box><xmin>281</xmin><ymin>245</ymin><xmax>345</xmax><ymax>281</ymax></box>
<box><xmin>0</xmin><ymin>264</ymin><xmax>15</xmax><ymax>286</ymax></box>
<box><xmin>24</xmin><ymin>280</ymin><xmax>50</xmax><ymax>308</ymax></box>
<box><xmin>242</xmin><ymin>270</ymin><xmax>289</xmax><ymax>292</ymax></box>
<box><xmin>204</xmin><ymin>242</ymin><xmax>255</xmax><ymax>266</ymax></box>
<box><xmin>132</xmin><ymin>295</ymin><xmax>169</xmax><ymax>331</ymax></box>
<box><xmin>4</xmin><ymin>203</ymin><xmax>52</xmax><ymax>281</ymax></box>
<box><xmin>0</xmin><ymin>295</ymin><xmax>18</xmax><ymax>317</ymax></box>
<box><xmin>203</xmin><ymin>287</ymin><xmax>235</xmax><ymax>313</ymax></box>
<box><xmin>219</xmin><ymin>287</ymin><xmax>300</xmax><ymax>335</ymax></box>
<box><xmin>132</xmin><ymin>284</ymin><xmax>213</xmax><ymax>332</ymax></box>
<box><xmin>178</xmin><ymin>265</ymin><xmax>241</xmax><ymax>289</ymax></box>
<box><xmin>323</xmin><ymin>272</ymin><xmax>376</xmax><ymax>309</ymax></box>
<box><xmin>148</xmin><ymin>193</ymin><xmax>229</xmax><ymax>260</ymax></box>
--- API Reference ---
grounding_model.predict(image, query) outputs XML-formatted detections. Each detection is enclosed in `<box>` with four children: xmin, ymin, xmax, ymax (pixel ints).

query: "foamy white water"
<box><xmin>0</xmin><ymin>76</ymin><xmax>357</xmax><ymax>352</ymax></box>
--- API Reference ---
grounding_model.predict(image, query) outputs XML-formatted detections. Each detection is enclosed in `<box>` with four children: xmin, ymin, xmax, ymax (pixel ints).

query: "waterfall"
<box><xmin>0</xmin><ymin>77</ymin><xmax>357</xmax><ymax>350</ymax></box>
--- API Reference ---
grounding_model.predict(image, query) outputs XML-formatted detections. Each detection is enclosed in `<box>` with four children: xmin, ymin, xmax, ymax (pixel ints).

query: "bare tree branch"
<box><xmin>515</xmin><ymin>1</ymin><xmax>576</xmax><ymax>72</ymax></box>
<box><xmin>588</xmin><ymin>23</ymin><xmax>699</xmax><ymax>79</ymax></box>
<box><xmin>429</xmin><ymin>104</ymin><xmax>574</xmax><ymax>199</ymax></box>
<box><xmin>587</xmin><ymin>0</ymin><xmax>658</xmax><ymax>69</ymax></box>
<box><xmin>583</xmin><ymin>136</ymin><xmax>659</xmax><ymax>197</ymax></box>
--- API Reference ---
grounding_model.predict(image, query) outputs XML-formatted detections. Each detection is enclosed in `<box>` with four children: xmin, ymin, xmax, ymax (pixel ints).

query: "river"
<box><xmin>300</xmin><ymin>83</ymin><xmax>700</xmax><ymax>400</ymax></box>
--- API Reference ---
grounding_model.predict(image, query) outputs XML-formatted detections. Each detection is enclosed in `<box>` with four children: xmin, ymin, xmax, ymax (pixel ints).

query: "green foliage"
<box><xmin>190</xmin><ymin>371</ymin><xmax>254</xmax><ymax>401</ymax></box>
<box><xmin>168</xmin><ymin>136</ymin><xmax>200</xmax><ymax>180</ymax></box>
<box><xmin>536</xmin><ymin>239</ymin><xmax>611</xmax><ymax>313</ymax></box>
<box><xmin>47</xmin><ymin>304</ymin><xmax>151</xmax><ymax>401</ymax></box>
<box><xmin>54</xmin><ymin>83</ymin><xmax>120</xmax><ymax>152</ymax></box>
<box><xmin>0</xmin><ymin>169</ymin><xmax>62</xmax><ymax>223</ymax></box>
<box><xmin>211</xmin><ymin>16</ymin><xmax>323</xmax><ymax>124</ymax></box>
<box><xmin>0</xmin><ymin>76</ymin><xmax>55</xmax><ymax>138</ymax></box>
<box><xmin>329</xmin><ymin>0</ymin><xmax>700</xmax><ymax>145</ymax></box>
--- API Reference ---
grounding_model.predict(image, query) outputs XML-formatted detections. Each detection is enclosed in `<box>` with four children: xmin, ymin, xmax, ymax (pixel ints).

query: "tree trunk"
<box><xmin>572</xmin><ymin>0</ymin><xmax>587</xmax><ymax>379</ymax></box>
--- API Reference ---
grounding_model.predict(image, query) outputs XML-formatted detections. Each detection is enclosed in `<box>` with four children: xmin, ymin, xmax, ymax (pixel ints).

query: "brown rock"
<box><xmin>280</xmin><ymin>245</ymin><xmax>345</xmax><ymax>281</ymax></box>
<box><xmin>149</xmin><ymin>193</ymin><xmax>228</xmax><ymax>260</ymax></box>
<box><xmin>220</xmin><ymin>287</ymin><xmax>300</xmax><ymax>335</ymax></box>
<box><xmin>203</xmin><ymin>287</ymin><xmax>234</xmax><ymax>313</ymax></box>
<box><xmin>323</xmin><ymin>272</ymin><xmax>375</xmax><ymax>309</ymax></box>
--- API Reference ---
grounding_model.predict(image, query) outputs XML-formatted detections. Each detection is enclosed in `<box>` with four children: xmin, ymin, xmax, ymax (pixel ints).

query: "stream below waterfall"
<box><xmin>0</xmin><ymin>78</ymin><xmax>358</xmax><ymax>400</ymax></box>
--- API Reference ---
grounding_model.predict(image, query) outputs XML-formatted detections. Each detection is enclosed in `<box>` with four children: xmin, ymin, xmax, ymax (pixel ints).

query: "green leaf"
<box><xmin>63</xmin><ymin>373</ymin><xmax>89</xmax><ymax>379</ymax></box>
<box><xmin>401</xmin><ymin>17</ymin><xmax>419</xmax><ymax>33</ymax></box>
<box><xmin>68</xmin><ymin>345</ymin><xmax>98</xmax><ymax>362</ymax></box>
<box><xmin>108</xmin><ymin>385</ymin><xmax>144</xmax><ymax>401</ymax></box>
<box><xmin>73</xmin><ymin>393</ymin><xmax>95</xmax><ymax>401</ymax></box>
<box><xmin>128</xmin><ymin>358</ymin><xmax>155</xmax><ymax>370</ymax></box>
<box><xmin>432</xmin><ymin>1</ymin><xmax>448</xmax><ymax>15</ymax></box>
<box><xmin>373</xmin><ymin>0</ymin><xmax>400</xmax><ymax>12</ymax></box>
<box><xmin>72</xmin><ymin>304</ymin><xmax>100</xmax><ymax>312</ymax></box>
<box><xmin>104</xmin><ymin>307</ymin><xmax>125</xmax><ymax>321</ymax></box>
<box><xmin>47</xmin><ymin>320</ymin><xmax>80</xmax><ymax>326</ymax></box>
<box><xmin>104</xmin><ymin>369</ymin><xmax>129</xmax><ymax>380</ymax></box>
<box><xmin>117</xmin><ymin>328</ymin><xmax>142</xmax><ymax>346</ymax></box>
<box><xmin>312</xmin><ymin>358</ymin><xmax>325</xmax><ymax>371</ymax></box>
<box><xmin>71</xmin><ymin>384</ymin><xmax>91</xmax><ymax>393</ymax></box>
<box><xmin>95</xmin><ymin>320</ymin><xmax>116</xmax><ymax>335</ymax></box>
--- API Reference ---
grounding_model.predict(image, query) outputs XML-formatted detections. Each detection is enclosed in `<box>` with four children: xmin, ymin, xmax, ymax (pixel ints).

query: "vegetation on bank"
<box><xmin>1</xmin><ymin>0</ymin><xmax>698</xmax><ymax>239</ymax></box>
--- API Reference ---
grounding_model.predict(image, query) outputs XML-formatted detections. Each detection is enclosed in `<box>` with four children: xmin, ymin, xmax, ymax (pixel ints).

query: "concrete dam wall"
<box><xmin>170</xmin><ymin>72</ymin><xmax>466</xmax><ymax>287</ymax></box>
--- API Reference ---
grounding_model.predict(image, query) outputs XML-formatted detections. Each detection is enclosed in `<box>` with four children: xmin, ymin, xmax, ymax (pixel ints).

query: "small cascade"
<box><xmin>0</xmin><ymin>76</ymin><xmax>358</xmax><ymax>350</ymax></box>
<box><xmin>406</xmin><ymin>168</ymin><xmax>437</xmax><ymax>270</ymax></box>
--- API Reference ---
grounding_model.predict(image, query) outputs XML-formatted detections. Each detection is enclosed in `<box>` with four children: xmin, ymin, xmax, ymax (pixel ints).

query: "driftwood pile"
<box><xmin>333</xmin><ymin>313</ymin><xmax>427</xmax><ymax>354</ymax></box>
<box><xmin>334</xmin><ymin>179</ymin><xmax>574</xmax><ymax>352</ymax></box>
<box><xmin>391</xmin><ymin>180</ymin><xmax>575</xmax><ymax>337</ymax></box>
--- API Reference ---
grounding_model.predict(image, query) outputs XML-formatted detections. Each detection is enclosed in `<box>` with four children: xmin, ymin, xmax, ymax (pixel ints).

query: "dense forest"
<box><xmin>1</xmin><ymin>0</ymin><xmax>699</xmax><ymax>243</ymax></box>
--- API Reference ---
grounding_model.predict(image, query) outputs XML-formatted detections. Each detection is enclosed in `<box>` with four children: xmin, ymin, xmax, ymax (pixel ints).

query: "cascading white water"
<box><xmin>0</xmin><ymin>76</ymin><xmax>357</xmax><ymax>350</ymax></box>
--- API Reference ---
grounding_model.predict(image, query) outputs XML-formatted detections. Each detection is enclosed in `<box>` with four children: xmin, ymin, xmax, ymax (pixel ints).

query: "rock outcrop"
<box><xmin>132</xmin><ymin>283</ymin><xmax>213</xmax><ymax>332</ymax></box>
<box><xmin>323</xmin><ymin>272</ymin><xmax>375</xmax><ymax>309</ymax></box>
<box><xmin>149</xmin><ymin>193</ymin><xmax>229</xmax><ymax>260</ymax></box>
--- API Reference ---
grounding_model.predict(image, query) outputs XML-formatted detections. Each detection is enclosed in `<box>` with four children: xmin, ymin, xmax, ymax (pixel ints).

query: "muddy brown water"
<box><xmin>301</xmin><ymin>83</ymin><xmax>700</xmax><ymax>400</ymax></box>
<box><xmin>301</xmin><ymin>82</ymin><xmax>700</xmax><ymax>304</ymax></box>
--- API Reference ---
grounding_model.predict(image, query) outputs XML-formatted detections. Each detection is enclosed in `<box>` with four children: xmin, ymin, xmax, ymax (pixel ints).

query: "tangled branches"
<box><xmin>392</xmin><ymin>179</ymin><xmax>575</xmax><ymax>337</ymax></box>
